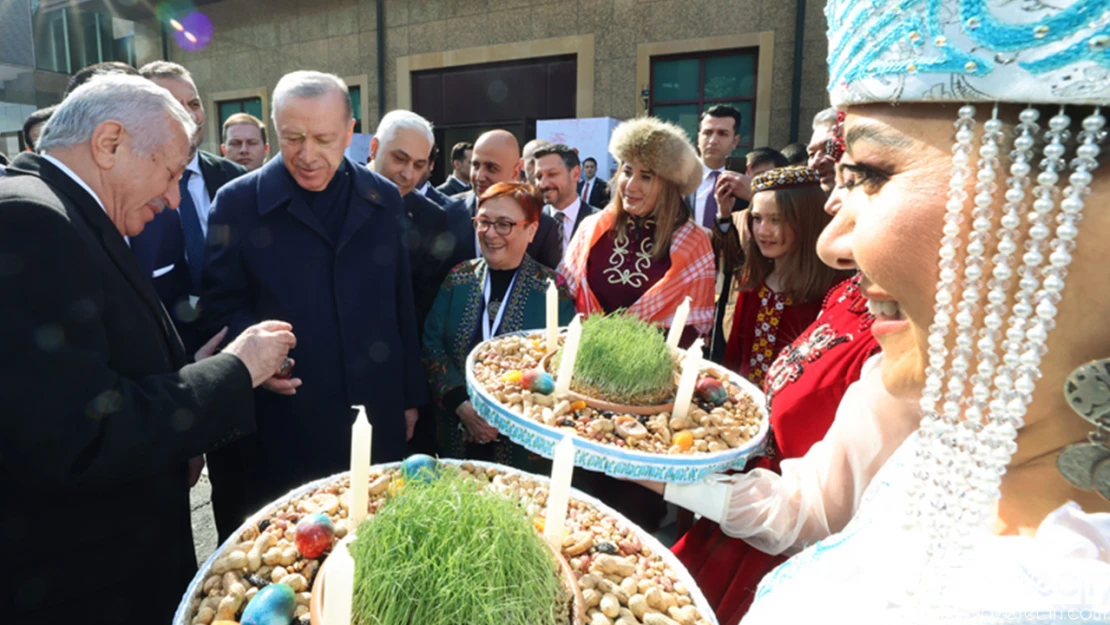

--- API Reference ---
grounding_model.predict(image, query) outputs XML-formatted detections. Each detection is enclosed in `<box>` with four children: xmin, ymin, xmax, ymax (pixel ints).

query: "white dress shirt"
<box><xmin>42</xmin><ymin>153</ymin><xmax>128</xmax><ymax>246</ymax></box>
<box><xmin>417</xmin><ymin>181</ymin><xmax>431</xmax><ymax>196</ymax></box>
<box><xmin>551</xmin><ymin>196</ymin><xmax>581</xmax><ymax>249</ymax></box>
<box><xmin>694</xmin><ymin>164</ymin><xmax>726</xmax><ymax>225</ymax></box>
<box><xmin>184</xmin><ymin>152</ymin><xmax>212</xmax><ymax>237</ymax></box>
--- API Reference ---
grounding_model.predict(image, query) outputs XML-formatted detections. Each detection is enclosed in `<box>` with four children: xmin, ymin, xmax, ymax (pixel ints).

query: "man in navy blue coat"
<box><xmin>200</xmin><ymin>71</ymin><xmax>427</xmax><ymax>523</ymax></box>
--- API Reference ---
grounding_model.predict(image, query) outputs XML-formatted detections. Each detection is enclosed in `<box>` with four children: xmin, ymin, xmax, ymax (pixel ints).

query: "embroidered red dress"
<box><xmin>723</xmin><ymin>283</ymin><xmax>823</xmax><ymax>386</ymax></box>
<box><xmin>672</xmin><ymin>275</ymin><xmax>879</xmax><ymax>625</ymax></box>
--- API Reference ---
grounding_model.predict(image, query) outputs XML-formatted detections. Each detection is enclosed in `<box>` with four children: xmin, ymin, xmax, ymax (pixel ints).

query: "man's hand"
<box><xmin>405</xmin><ymin>408</ymin><xmax>418</xmax><ymax>441</ymax></box>
<box><xmin>262</xmin><ymin>372</ymin><xmax>302</xmax><ymax>395</ymax></box>
<box><xmin>195</xmin><ymin>327</ymin><xmax>228</xmax><ymax>361</ymax></box>
<box><xmin>456</xmin><ymin>401</ymin><xmax>498</xmax><ymax>444</ymax></box>
<box><xmin>715</xmin><ymin>170</ymin><xmax>753</xmax><ymax>219</ymax></box>
<box><xmin>222</xmin><ymin>320</ymin><xmax>297</xmax><ymax>388</ymax></box>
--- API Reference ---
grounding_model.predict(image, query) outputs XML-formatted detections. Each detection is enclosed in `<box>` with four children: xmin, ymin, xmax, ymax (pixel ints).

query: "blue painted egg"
<box><xmin>401</xmin><ymin>453</ymin><xmax>439</xmax><ymax>482</ymax></box>
<box><xmin>522</xmin><ymin>370</ymin><xmax>555</xmax><ymax>395</ymax></box>
<box><xmin>240</xmin><ymin>583</ymin><xmax>296</xmax><ymax>625</ymax></box>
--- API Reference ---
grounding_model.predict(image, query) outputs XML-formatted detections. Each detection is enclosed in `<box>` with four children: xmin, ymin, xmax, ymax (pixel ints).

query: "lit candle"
<box><xmin>321</xmin><ymin>540</ymin><xmax>354</xmax><ymax>625</ymax></box>
<box><xmin>554</xmin><ymin>315</ymin><xmax>583</xmax><ymax>396</ymax></box>
<box><xmin>348</xmin><ymin>405</ymin><xmax>373</xmax><ymax>531</ymax></box>
<box><xmin>546</xmin><ymin>280</ymin><xmax>559</xmax><ymax>353</ymax></box>
<box><xmin>544</xmin><ymin>435</ymin><xmax>575</xmax><ymax>549</ymax></box>
<box><xmin>672</xmin><ymin>338</ymin><xmax>704</xmax><ymax>420</ymax></box>
<box><xmin>666</xmin><ymin>296</ymin><xmax>691</xmax><ymax>349</ymax></box>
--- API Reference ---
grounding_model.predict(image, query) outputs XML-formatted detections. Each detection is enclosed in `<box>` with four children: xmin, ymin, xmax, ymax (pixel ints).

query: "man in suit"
<box><xmin>534</xmin><ymin>143</ymin><xmax>599</xmax><ymax>253</ymax></box>
<box><xmin>443</xmin><ymin>130</ymin><xmax>562</xmax><ymax>270</ymax></box>
<box><xmin>201</xmin><ymin>71</ymin><xmax>427</xmax><ymax>521</ymax></box>
<box><xmin>130</xmin><ymin>61</ymin><xmax>248</xmax><ymax>355</ymax></box>
<box><xmin>1</xmin><ymin>74</ymin><xmax>294</xmax><ymax>623</ymax></box>
<box><xmin>577</xmin><ymin>157</ymin><xmax>610</xmax><ymax>208</ymax></box>
<box><xmin>368</xmin><ymin>110</ymin><xmax>453</xmax><ymax>330</ymax></box>
<box><xmin>436</xmin><ymin>141</ymin><xmax>472</xmax><ymax>196</ymax></box>
<box><xmin>221</xmin><ymin>112</ymin><xmax>270</xmax><ymax>172</ymax></box>
<box><xmin>417</xmin><ymin>142</ymin><xmax>452</xmax><ymax>207</ymax></box>
<box><xmin>21</xmin><ymin>106</ymin><xmax>55</xmax><ymax>152</ymax></box>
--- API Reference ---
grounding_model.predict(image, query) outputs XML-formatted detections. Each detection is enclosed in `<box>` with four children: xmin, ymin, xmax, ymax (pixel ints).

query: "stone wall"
<box><xmin>137</xmin><ymin>0</ymin><xmax>830</xmax><ymax>153</ymax></box>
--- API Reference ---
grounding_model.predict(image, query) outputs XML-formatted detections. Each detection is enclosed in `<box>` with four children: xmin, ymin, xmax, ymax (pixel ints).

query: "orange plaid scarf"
<box><xmin>557</xmin><ymin>207</ymin><xmax>716</xmax><ymax>335</ymax></box>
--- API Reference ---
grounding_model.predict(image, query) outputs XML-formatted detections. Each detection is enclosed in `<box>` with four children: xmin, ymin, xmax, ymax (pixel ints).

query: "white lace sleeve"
<box><xmin>664</xmin><ymin>355</ymin><xmax>920</xmax><ymax>555</ymax></box>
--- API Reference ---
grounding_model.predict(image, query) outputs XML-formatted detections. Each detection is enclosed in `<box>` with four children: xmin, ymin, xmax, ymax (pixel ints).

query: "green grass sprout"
<box><xmin>553</xmin><ymin>312</ymin><xmax>677</xmax><ymax>405</ymax></box>
<box><xmin>349</xmin><ymin>469</ymin><xmax>567</xmax><ymax>625</ymax></box>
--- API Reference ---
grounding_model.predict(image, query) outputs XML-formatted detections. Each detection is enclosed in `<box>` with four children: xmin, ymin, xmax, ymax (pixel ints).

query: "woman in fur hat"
<box><xmin>558</xmin><ymin>117</ymin><xmax>716</xmax><ymax>346</ymax></box>
<box><xmin>723</xmin><ymin>166</ymin><xmax>850</xmax><ymax>384</ymax></box>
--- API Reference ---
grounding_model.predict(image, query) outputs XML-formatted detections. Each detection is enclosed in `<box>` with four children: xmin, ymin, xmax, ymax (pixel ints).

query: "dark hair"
<box><xmin>699</xmin><ymin>104</ymin><xmax>743</xmax><ymax>135</ymax></box>
<box><xmin>23</xmin><ymin>106</ymin><xmax>57</xmax><ymax>151</ymax></box>
<box><xmin>64</xmin><ymin>62</ymin><xmax>139</xmax><ymax>97</ymax></box>
<box><xmin>222</xmin><ymin>112</ymin><xmax>267</xmax><ymax>145</ymax></box>
<box><xmin>583</xmin><ymin>157</ymin><xmax>597</xmax><ymax>166</ymax></box>
<box><xmin>450</xmin><ymin>141</ymin><xmax>473</xmax><ymax>163</ymax></box>
<box><xmin>746</xmin><ymin>147</ymin><xmax>788</xmax><ymax>171</ymax></box>
<box><xmin>532</xmin><ymin>143</ymin><xmax>580</xmax><ymax>172</ymax></box>
<box><xmin>780</xmin><ymin>142</ymin><xmax>808</xmax><ymax>165</ymax></box>
<box><xmin>478</xmin><ymin>181</ymin><xmax>543</xmax><ymax>223</ymax></box>
<box><xmin>740</xmin><ymin>184</ymin><xmax>844</xmax><ymax>303</ymax></box>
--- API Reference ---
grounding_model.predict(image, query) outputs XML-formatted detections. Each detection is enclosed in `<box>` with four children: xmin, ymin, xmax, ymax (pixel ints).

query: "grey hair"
<box><xmin>375</xmin><ymin>109</ymin><xmax>433</xmax><ymax>151</ymax></box>
<box><xmin>272</xmin><ymin>71</ymin><xmax>351</xmax><ymax>122</ymax></box>
<box><xmin>812</xmin><ymin>106</ymin><xmax>839</xmax><ymax>129</ymax></box>
<box><xmin>37</xmin><ymin>74</ymin><xmax>196</xmax><ymax>156</ymax></box>
<box><xmin>139</xmin><ymin>60</ymin><xmax>195</xmax><ymax>83</ymax></box>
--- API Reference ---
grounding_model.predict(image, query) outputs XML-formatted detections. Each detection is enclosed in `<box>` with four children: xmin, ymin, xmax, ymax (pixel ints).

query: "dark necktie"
<box><xmin>702</xmin><ymin>170</ymin><xmax>721</xmax><ymax>228</ymax></box>
<box><xmin>582</xmin><ymin>180</ymin><xmax>591</xmax><ymax>203</ymax></box>
<box><xmin>554</xmin><ymin>210</ymin><xmax>567</xmax><ymax>251</ymax></box>
<box><xmin>178</xmin><ymin>170</ymin><xmax>205</xmax><ymax>293</ymax></box>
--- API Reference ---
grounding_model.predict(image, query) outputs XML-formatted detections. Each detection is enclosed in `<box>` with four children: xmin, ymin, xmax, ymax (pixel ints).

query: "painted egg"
<box><xmin>294</xmin><ymin>512</ymin><xmax>336</xmax><ymax>559</ymax></box>
<box><xmin>695</xmin><ymin>376</ymin><xmax>728</xmax><ymax>406</ymax></box>
<box><xmin>401</xmin><ymin>454</ymin><xmax>439</xmax><ymax>482</ymax></box>
<box><xmin>240</xmin><ymin>583</ymin><xmax>296</xmax><ymax>625</ymax></box>
<box><xmin>521</xmin><ymin>369</ymin><xmax>555</xmax><ymax>395</ymax></box>
<box><xmin>502</xmin><ymin>369</ymin><xmax>523</xmax><ymax>384</ymax></box>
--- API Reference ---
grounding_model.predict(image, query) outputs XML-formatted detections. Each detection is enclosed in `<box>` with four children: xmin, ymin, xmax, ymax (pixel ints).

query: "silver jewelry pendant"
<box><xmin>1057</xmin><ymin>440</ymin><xmax>1110</xmax><ymax>490</ymax></box>
<box><xmin>1093</xmin><ymin>458</ymin><xmax>1110</xmax><ymax>501</ymax></box>
<box><xmin>1065</xmin><ymin>358</ymin><xmax>1110</xmax><ymax>428</ymax></box>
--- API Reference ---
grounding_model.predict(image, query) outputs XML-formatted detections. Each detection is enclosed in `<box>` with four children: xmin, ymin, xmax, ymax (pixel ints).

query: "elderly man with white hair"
<box><xmin>200</xmin><ymin>71</ymin><xmax>427</xmax><ymax>518</ymax></box>
<box><xmin>368</xmin><ymin>109</ymin><xmax>452</xmax><ymax>331</ymax></box>
<box><xmin>0</xmin><ymin>74</ymin><xmax>295</xmax><ymax>622</ymax></box>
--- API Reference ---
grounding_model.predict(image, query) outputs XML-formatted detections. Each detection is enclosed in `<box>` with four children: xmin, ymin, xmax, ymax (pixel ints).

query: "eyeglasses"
<box><xmin>472</xmin><ymin>218</ymin><xmax>531</xmax><ymax>235</ymax></box>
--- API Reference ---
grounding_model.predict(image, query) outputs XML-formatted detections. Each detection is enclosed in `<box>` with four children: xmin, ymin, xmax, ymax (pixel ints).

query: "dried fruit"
<box><xmin>673</xmin><ymin>430</ymin><xmax>695</xmax><ymax>451</ymax></box>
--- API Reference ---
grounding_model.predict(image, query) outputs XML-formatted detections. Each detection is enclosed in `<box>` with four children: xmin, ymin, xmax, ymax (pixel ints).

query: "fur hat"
<box><xmin>609</xmin><ymin>117</ymin><xmax>703</xmax><ymax>197</ymax></box>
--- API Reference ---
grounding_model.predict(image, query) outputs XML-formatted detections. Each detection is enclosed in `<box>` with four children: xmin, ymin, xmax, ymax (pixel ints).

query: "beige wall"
<box><xmin>138</xmin><ymin>0</ymin><xmax>830</xmax><ymax>154</ymax></box>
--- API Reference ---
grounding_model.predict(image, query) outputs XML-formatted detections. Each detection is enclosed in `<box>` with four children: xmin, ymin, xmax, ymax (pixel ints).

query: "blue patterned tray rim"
<box><xmin>174</xmin><ymin>460</ymin><xmax>719</xmax><ymax>625</ymax></box>
<box><xmin>465</xmin><ymin>329</ymin><xmax>770</xmax><ymax>484</ymax></box>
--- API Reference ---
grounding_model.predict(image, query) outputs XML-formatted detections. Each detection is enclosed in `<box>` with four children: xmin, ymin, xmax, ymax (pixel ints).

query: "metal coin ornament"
<box><xmin>1057</xmin><ymin>358</ymin><xmax>1110</xmax><ymax>494</ymax></box>
<box><xmin>1093</xmin><ymin>458</ymin><xmax>1110</xmax><ymax>501</ymax></box>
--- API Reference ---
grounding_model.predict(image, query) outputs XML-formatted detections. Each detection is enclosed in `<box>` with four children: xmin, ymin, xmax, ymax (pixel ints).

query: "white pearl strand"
<box><xmin>908</xmin><ymin>104</ymin><xmax>1105</xmax><ymax>591</ymax></box>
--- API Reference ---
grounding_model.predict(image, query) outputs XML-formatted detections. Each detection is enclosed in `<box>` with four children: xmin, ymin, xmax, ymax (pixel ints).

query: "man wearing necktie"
<box><xmin>130</xmin><ymin>62</ymin><xmax>247</xmax><ymax>355</ymax></box>
<box><xmin>576</xmin><ymin>156</ymin><xmax>611</xmax><ymax>208</ymax></box>
<box><xmin>685</xmin><ymin>105</ymin><xmax>745</xmax><ymax>365</ymax></box>
<box><xmin>535</xmin><ymin>143</ymin><xmax>599</xmax><ymax>253</ymax></box>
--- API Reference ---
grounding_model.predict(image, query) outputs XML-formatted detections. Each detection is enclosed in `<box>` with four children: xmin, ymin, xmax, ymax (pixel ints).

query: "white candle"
<box><xmin>349</xmin><ymin>405</ymin><xmax>373</xmax><ymax>531</ymax></box>
<box><xmin>666</xmin><ymin>296</ymin><xmax>692</xmax><ymax>349</ymax></box>
<box><xmin>544</xmin><ymin>435</ymin><xmax>575</xmax><ymax>549</ymax></box>
<box><xmin>554</xmin><ymin>315</ymin><xmax>583</xmax><ymax>396</ymax></box>
<box><xmin>672</xmin><ymin>338</ymin><xmax>704</xmax><ymax>420</ymax></box>
<box><xmin>321</xmin><ymin>540</ymin><xmax>355</xmax><ymax>625</ymax></box>
<box><xmin>546</xmin><ymin>280</ymin><xmax>559</xmax><ymax>353</ymax></box>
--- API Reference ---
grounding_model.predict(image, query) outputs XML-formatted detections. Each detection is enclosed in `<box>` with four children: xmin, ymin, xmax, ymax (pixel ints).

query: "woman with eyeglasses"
<box><xmin>422</xmin><ymin>181</ymin><xmax>576</xmax><ymax>468</ymax></box>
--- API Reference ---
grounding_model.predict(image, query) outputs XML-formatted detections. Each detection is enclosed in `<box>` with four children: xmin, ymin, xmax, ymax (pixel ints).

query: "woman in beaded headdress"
<box><xmin>736</xmin><ymin>0</ymin><xmax>1110</xmax><ymax>620</ymax></box>
<box><xmin>722</xmin><ymin>166</ymin><xmax>850</xmax><ymax>384</ymax></box>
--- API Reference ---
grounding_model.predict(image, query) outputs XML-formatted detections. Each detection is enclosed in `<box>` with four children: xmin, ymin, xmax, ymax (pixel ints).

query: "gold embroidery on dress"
<box><xmin>604</xmin><ymin>218</ymin><xmax>655</xmax><ymax>288</ymax></box>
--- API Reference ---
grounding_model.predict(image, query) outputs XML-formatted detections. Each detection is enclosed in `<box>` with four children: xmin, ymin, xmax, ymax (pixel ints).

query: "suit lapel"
<box><xmin>337</xmin><ymin>159</ymin><xmax>383</xmax><ymax>253</ymax></box>
<box><xmin>198</xmin><ymin>151</ymin><xmax>221</xmax><ymax>201</ymax></box>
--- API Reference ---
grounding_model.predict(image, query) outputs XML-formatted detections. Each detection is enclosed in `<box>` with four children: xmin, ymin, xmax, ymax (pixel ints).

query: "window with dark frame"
<box><xmin>217</xmin><ymin>97</ymin><xmax>264</xmax><ymax>132</ymax></box>
<box><xmin>649</xmin><ymin>48</ymin><xmax>758</xmax><ymax>157</ymax></box>
<box><xmin>348</xmin><ymin>86</ymin><xmax>362</xmax><ymax>134</ymax></box>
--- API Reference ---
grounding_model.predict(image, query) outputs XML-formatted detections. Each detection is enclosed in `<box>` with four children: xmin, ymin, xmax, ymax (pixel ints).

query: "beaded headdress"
<box><xmin>825</xmin><ymin>0</ymin><xmax>1110</xmax><ymax>566</ymax></box>
<box><xmin>750</xmin><ymin>166</ymin><xmax>823</xmax><ymax>194</ymax></box>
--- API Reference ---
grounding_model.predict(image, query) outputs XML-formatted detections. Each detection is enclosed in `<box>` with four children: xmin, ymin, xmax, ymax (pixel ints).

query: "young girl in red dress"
<box><xmin>723</xmin><ymin>166</ymin><xmax>848</xmax><ymax>386</ymax></box>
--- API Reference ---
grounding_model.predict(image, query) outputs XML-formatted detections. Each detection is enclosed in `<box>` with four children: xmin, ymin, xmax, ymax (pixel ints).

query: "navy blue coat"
<box><xmin>200</xmin><ymin>156</ymin><xmax>427</xmax><ymax>505</ymax></box>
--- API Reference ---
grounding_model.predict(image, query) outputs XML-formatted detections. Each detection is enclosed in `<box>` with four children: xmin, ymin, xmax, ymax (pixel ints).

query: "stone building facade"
<box><xmin>129</xmin><ymin>0</ymin><xmax>830</xmax><ymax>162</ymax></box>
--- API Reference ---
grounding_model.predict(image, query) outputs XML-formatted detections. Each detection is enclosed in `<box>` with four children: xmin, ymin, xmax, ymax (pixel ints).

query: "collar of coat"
<box><xmin>256</xmin><ymin>156</ymin><xmax>392</xmax><ymax>216</ymax></box>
